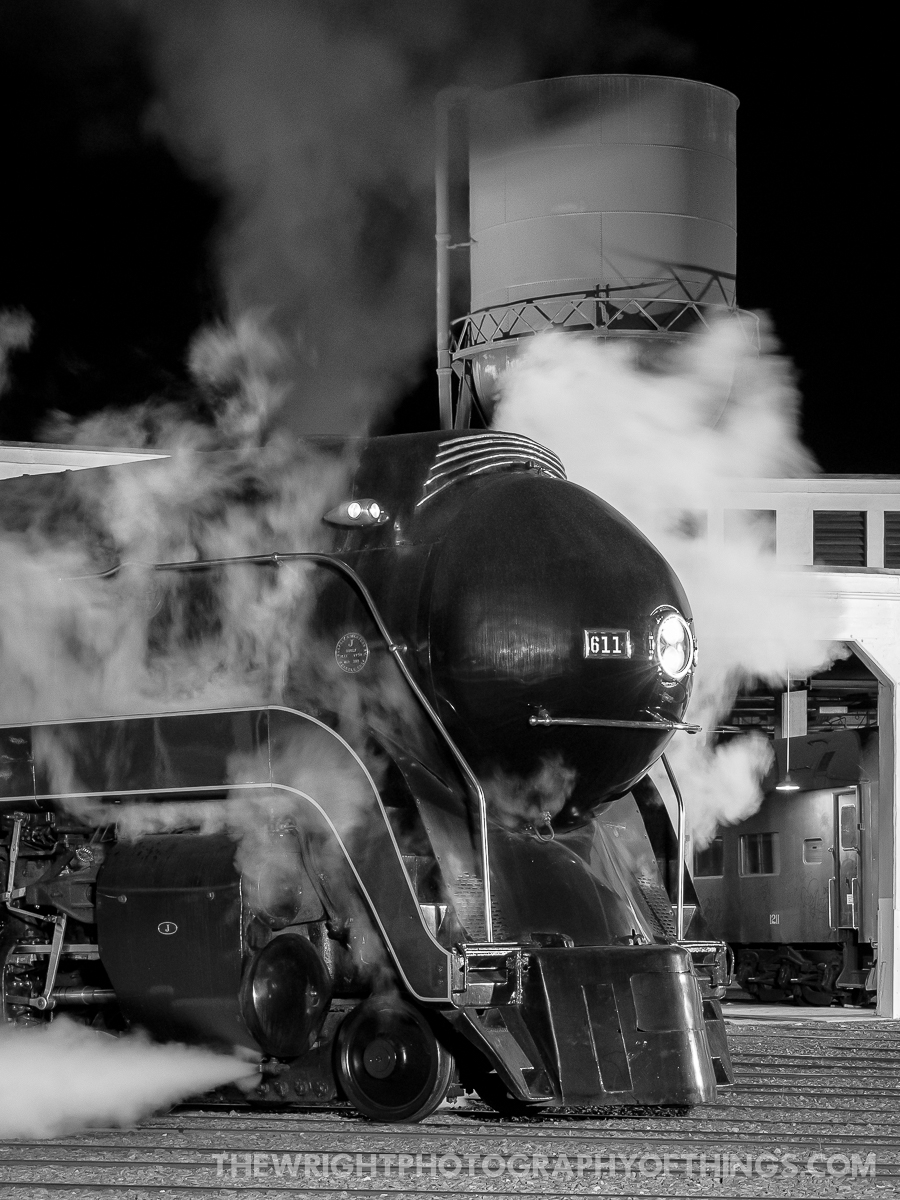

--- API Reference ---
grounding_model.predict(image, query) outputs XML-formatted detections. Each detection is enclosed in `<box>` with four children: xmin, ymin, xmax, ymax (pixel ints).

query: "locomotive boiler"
<box><xmin>0</xmin><ymin>428</ymin><xmax>733</xmax><ymax>1120</ymax></box>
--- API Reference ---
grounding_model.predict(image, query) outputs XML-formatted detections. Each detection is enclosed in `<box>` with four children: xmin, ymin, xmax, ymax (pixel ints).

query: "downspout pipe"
<box><xmin>435</xmin><ymin>89</ymin><xmax>465</xmax><ymax>431</ymax></box>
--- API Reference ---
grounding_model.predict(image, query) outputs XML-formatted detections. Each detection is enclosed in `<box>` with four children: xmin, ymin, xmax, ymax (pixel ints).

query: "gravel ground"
<box><xmin>2</xmin><ymin>1019</ymin><xmax>898</xmax><ymax>1198</ymax></box>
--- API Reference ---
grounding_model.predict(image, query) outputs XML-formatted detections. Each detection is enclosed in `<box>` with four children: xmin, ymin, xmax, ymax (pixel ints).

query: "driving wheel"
<box><xmin>334</xmin><ymin>998</ymin><xmax>453</xmax><ymax>1122</ymax></box>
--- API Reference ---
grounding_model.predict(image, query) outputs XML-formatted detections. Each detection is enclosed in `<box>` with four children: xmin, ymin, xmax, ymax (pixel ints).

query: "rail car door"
<box><xmin>832</xmin><ymin>789</ymin><xmax>860</xmax><ymax>931</ymax></box>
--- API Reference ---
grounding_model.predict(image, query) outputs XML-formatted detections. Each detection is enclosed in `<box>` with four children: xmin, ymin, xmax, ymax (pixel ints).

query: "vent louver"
<box><xmin>419</xmin><ymin>432</ymin><xmax>566</xmax><ymax>506</ymax></box>
<box><xmin>813</xmin><ymin>511</ymin><xmax>866</xmax><ymax>567</ymax></box>
<box><xmin>637</xmin><ymin>879</ymin><xmax>676</xmax><ymax>938</ymax></box>
<box><xmin>885</xmin><ymin>512</ymin><xmax>900</xmax><ymax>569</ymax></box>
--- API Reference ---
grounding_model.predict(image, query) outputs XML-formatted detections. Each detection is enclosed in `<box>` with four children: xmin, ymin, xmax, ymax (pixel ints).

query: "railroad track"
<box><xmin>2</xmin><ymin>1019</ymin><xmax>898</xmax><ymax>1198</ymax></box>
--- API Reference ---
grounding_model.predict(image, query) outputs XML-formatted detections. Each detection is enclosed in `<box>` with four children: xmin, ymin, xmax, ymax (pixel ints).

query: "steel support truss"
<box><xmin>451</xmin><ymin>291</ymin><xmax>757</xmax><ymax>358</ymax></box>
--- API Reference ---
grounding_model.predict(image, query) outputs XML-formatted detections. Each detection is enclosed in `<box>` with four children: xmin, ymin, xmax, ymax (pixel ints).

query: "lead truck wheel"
<box><xmin>334</xmin><ymin>999</ymin><xmax>453</xmax><ymax>1122</ymax></box>
<box><xmin>472</xmin><ymin>1068</ymin><xmax>547</xmax><ymax>1118</ymax></box>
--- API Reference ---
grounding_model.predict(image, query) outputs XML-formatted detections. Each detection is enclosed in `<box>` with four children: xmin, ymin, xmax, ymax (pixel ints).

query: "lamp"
<box><xmin>775</xmin><ymin>671</ymin><xmax>801</xmax><ymax>792</ymax></box>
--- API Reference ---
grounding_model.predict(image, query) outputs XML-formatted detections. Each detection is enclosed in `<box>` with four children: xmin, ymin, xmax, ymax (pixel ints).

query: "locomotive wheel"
<box><xmin>775</xmin><ymin>961</ymin><xmax>793</xmax><ymax>990</ymax></box>
<box><xmin>734</xmin><ymin>951</ymin><xmax>758</xmax><ymax>994</ymax></box>
<box><xmin>756</xmin><ymin>986</ymin><xmax>790</xmax><ymax>1003</ymax></box>
<box><xmin>334</xmin><ymin>999</ymin><xmax>453</xmax><ymax>1123</ymax></box>
<box><xmin>801</xmin><ymin>985</ymin><xmax>836</xmax><ymax>1007</ymax></box>
<box><xmin>451</xmin><ymin>1031</ymin><xmax>547</xmax><ymax>1118</ymax></box>
<box><xmin>472</xmin><ymin>1068</ymin><xmax>547</xmax><ymax>1118</ymax></box>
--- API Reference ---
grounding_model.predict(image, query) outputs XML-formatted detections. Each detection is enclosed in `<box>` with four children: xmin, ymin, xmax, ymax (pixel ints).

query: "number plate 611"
<box><xmin>583</xmin><ymin>629</ymin><xmax>632</xmax><ymax>659</ymax></box>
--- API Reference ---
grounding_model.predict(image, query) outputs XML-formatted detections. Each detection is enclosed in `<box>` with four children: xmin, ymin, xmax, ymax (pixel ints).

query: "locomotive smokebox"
<box><xmin>426</xmin><ymin>469</ymin><xmax>695</xmax><ymax>829</ymax></box>
<box><xmin>451</xmin><ymin>75</ymin><xmax>739</xmax><ymax>418</ymax></box>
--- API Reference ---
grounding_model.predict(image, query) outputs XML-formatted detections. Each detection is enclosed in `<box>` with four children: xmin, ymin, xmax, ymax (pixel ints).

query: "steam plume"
<box><xmin>128</xmin><ymin>0</ymin><xmax>689</xmax><ymax>437</ymax></box>
<box><xmin>0</xmin><ymin>317</ymin><xmax>391</xmax><ymax>1136</ymax></box>
<box><xmin>0</xmin><ymin>1017</ymin><xmax>255</xmax><ymax>1139</ymax></box>
<box><xmin>493</xmin><ymin>322</ymin><xmax>843</xmax><ymax>843</ymax></box>
<box><xmin>0</xmin><ymin>309</ymin><xmax>33</xmax><ymax>395</ymax></box>
<box><xmin>0</xmin><ymin>314</ymin><xmax>352</xmax><ymax>726</ymax></box>
<box><xmin>133</xmin><ymin>0</ymin><xmax>441</xmax><ymax>435</ymax></box>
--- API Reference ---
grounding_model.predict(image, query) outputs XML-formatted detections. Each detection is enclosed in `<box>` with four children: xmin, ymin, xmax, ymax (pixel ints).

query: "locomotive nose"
<box><xmin>425</xmin><ymin>471</ymin><xmax>695</xmax><ymax>827</ymax></box>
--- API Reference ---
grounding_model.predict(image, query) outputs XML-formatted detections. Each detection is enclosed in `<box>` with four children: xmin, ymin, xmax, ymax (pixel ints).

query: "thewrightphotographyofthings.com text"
<box><xmin>212</xmin><ymin>1148</ymin><xmax>877</xmax><ymax>1183</ymax></box>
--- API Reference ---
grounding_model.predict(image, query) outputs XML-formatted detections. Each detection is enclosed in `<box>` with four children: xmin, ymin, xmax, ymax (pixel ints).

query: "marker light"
<box><xmin>653</xmin><ymin>609</ymin><xmax>694</xmax><ymax>682</ymax></box>
<box><xmin>323</xmin><ymin>499</ymin><xmax>389</xmax><ymax>527</ymax></box>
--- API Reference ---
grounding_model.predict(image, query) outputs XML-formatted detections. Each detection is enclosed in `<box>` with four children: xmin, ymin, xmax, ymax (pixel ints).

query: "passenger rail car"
<box><xmin>0</xmin><ymin>430</ymin><xmax>733</xmax><ymax>1120</ymax></box>
<box><xmin>693</xmin><ymin>729</ymin><xmax>878</xmax><ymax>1006</ymax></box>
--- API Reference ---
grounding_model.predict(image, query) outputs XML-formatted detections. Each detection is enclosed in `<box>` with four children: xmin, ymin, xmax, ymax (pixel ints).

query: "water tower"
<box><xmin>436</xmin><ymin>75</ymin><xmax>749</xmax><ymax>428</ymax></box>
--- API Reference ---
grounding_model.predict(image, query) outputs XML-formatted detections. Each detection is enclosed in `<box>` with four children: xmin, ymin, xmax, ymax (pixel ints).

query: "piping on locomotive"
<box><xmin>1</xmin><ymin>430</ymin><xmax>734</xmax><ymax>1120</ymax></box>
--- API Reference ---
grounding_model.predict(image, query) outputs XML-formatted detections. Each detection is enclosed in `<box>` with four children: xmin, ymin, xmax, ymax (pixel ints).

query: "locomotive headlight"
<box><xmin>653</xmin><ymin>609</ymin><xmax>694</xmax><ymax>681</ymax></box>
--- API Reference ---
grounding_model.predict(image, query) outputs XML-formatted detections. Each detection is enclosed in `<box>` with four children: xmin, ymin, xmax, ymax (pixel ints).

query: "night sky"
<box><xmin>0</xmin><ymin>2</ymin><xmax>875</xmax><ymax>471</ymax></box>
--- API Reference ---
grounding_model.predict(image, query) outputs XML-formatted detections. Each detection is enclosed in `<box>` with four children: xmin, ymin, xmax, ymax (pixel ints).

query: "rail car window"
<box><xmin>694</xmin><ymin>836</ymin><xmax>724</xmax><ymax>877</ymax></box>
<box><xmin>739</xmin><ymin>832</ymin><xmax>779</xmax><ymax>876</ymax></box>
<box><xmin>839</xmin><ymin>805</ymin><xmax>859</xmax><ymax>850</ymax></box>
<box><xmin>803</xmin><ymin>837</ymin><xmax>825</xmax><ymax>864</ymax></box>
<box><xmin>813</xmin><ymin>510</ymin><xmax>866</xmax><ymax>567</ymax></box>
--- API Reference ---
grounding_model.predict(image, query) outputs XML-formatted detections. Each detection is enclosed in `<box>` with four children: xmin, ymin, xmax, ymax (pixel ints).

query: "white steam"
<box><xmin>485</xmin><ymin>753</ymin><xmax>578</xmax><ymax>832</ymax></box>
<box><xmin>0</xmin><ymin>309</ymin><xmax>33</xmax><ymax>394</ymax></box>
<box><xmin>134</xmin><ymin>0</ymin><xmax>442</xmax><ymax>435</ymax></box>
<box><xmin>0</xmin><ymin>315</ymin><xmax>351</xmax><ymax>726</ymax></box>
<box><xmin>0</xmin><ymin>316</ymin><xmax>364</xmax><ymax>1137</ymax></box>
<box><xmin>493</xmin><ymin>323</ymin><xmax>842</xmax><ymax>844</ymax></box>
<box><xmin>0</xmin><ymin>1017</ymin><xmax>256</xmax><ymax>1139</ymax></box>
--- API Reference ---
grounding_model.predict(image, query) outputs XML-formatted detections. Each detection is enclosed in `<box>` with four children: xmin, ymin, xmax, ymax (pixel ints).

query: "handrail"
<box><xmin>529</xmin><ymin>708</ymin><xmax>700</xmax><ymax>734</ymax></box>
<box><xmin>153</xmin><ymin>551</ymin><xmax>495</xmax><ymax>942</ymax></box>
<box><xmin>661</xmin><ymin>753</ymin><xmax>686</xmax><ymax>941</ymax></box>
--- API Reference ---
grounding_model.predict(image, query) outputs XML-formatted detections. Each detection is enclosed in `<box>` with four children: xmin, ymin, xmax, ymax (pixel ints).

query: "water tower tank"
<box><xmin>452</xmin><ymin>75</ymin><xmax>741</xmax><ymax>419</ymax></box>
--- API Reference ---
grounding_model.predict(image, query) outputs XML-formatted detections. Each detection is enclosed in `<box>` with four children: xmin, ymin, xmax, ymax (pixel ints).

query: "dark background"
<box><xmin>0</xmin><ymin>2</ymin><xmax>871</xmax><ymax>471</ymax></box>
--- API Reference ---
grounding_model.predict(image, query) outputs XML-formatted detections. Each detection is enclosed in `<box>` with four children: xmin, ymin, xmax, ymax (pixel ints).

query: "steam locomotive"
<box><xmin>0</xmin><ymin>429</ymin><xmax>733</xmax><ymax>1120</ymax></box>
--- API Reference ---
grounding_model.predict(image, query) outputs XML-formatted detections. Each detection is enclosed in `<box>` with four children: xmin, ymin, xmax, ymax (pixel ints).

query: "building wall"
<box><xmin>717</xmin><ymin>478</ymin><xmax>900</xmax><ymax>1015</ymax></box>
<box><xmin>712</xmin><ymin>477</ymin><xmax>900</xmax><ymax>570</ymax></box>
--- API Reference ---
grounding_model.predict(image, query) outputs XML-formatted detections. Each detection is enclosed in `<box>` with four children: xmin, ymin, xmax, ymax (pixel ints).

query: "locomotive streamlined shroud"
<box><xmin>0</xmin><ymin>428</ymin><xmax>731</xmax><ymax>1117</ymax></box>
